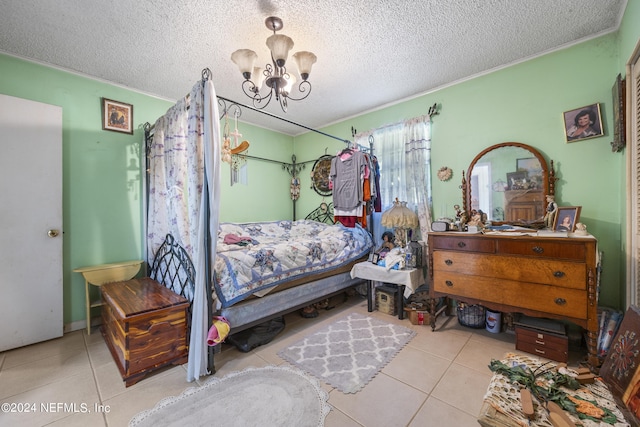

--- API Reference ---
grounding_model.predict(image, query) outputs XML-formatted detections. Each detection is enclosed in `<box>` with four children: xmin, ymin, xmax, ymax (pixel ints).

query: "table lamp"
<box><xmin>381</xmin><ymin>198</ymin><xmax>419</xmax><ymax>249</ymax></box>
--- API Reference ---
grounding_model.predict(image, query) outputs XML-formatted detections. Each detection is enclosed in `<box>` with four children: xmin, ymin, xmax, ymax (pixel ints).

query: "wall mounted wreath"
<box><xmin>437</xmin><ymin>166</ymin><xmax>453</xmax><ymax>181</ymax></box>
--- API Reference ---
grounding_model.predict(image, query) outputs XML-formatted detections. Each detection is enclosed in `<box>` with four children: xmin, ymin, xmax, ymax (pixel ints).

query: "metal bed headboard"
<box><xmin>305</xmin><ymin>202</ymin><xmax>335</xmax><ymax>224</ymax></box>
<box><xmin>148</xmin><ymin>234</ymin><xmax>197</xmax><ymax>339</ymax></box>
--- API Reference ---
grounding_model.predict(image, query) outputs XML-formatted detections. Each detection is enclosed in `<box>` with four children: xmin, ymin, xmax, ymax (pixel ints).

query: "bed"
<box><xmin>143</xmin><ymin>77</ymin><xmax>375</xmax><ymax>377</ymax></box>
<box><xmin>214</xmin><ymin>219</ymin><xmax>373</xmax><ymax>332</ymax></box>
<box><xmin>148</xmin><ymin>217</ymin><xmax>373</xmax><ymax>373</ymax></box>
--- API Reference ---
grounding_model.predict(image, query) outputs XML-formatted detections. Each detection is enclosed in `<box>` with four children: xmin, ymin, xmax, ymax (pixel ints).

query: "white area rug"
<box><xmin>129</xmin><ymin>366</ymin><xmax>330</xmax><ymax>427</ymax></box>
<box><xmin>278</xmin><ymin>312</ymin><xmax>416</xmax><ymax>393</ymax></box>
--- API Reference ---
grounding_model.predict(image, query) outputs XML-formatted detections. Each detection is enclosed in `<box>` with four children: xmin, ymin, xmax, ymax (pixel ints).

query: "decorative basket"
<box><xmin>457</xmin><ymin>303</ymin><xmax>486</xmax><ymax>328</ymax></box>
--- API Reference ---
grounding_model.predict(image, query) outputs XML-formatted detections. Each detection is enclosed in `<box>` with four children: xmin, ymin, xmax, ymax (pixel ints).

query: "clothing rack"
<box><xmin>217</xmin><ymin>95</ymin><xmax>351</xmax><ymax>146</ymax></box>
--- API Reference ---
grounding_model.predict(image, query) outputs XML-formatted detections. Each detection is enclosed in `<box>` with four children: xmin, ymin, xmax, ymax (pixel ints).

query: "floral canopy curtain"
<box><xmin>356</xmin><ymin>115</ymin><xmax>432</xmax><ymax>246</ymax></box>
<box><xmin>147</xmin><ymin>78</ymin><xmax>221</xmax><ymax>382</ymax></box>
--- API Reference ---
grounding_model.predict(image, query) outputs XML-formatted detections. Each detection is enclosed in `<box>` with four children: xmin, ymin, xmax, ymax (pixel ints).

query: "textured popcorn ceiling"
<box><xmin>0</xmin><ymin>0</ymin><xmax>627</xmax><ymax>135</ymax></box>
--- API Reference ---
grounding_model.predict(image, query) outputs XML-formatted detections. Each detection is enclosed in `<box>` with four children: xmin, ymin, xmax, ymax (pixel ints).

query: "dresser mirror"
<box><xmin>462</xmin><ymin>142</ymin><xmax>554</xmax><ymax>225</ymax></box>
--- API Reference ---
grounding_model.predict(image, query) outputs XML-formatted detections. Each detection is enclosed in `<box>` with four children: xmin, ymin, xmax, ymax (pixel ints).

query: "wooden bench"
<box><xmin>101</xmin><ymin>277</ymin><xmax>189</xmax><ymax>387</ymax></box>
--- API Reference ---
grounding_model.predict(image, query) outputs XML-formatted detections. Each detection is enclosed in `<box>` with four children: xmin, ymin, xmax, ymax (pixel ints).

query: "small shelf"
<box><xmin>74</xmin><ymin>260</ymin><xmax>144</xmax><ymax>334</ymax></box>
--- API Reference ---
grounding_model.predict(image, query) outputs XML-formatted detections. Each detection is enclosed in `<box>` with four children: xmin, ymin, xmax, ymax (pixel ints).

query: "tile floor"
<box><xmin>0</xmin><ymin>294</ymin><xmax>586</xmax><ymax>427</ymax></box>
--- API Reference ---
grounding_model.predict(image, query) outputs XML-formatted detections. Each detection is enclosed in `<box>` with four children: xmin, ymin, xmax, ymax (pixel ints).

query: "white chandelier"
<box><xmin>231</xmin><ymin>16</ymin><xmax>317</xmax><ymax>112</ymax></box>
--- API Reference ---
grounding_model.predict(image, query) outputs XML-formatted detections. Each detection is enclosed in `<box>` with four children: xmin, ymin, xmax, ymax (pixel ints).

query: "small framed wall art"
<box><xmin>553</xmin><ymin>206</ymin><xmax>582</xmax><ymax>232</ymax></box>
<box><xmin>563</xmin><ymin>103</ymin><xmax>603</xmax><ymax>142</ymax></box>
<box><xmin>310</xmin><ymin>154</ymin><xmax>333</xmax><ymax>196</ymax></box>
<box><xmin>102</xmin><ymin>98</ymin><xmax>134</xmax><ymax>134</ymax></box>
<box><xmin>611</xmin><ymin>73</ymin><xmax>626</xmax><ymax>152</ymax></box>
<box><xmin>506</xmin><ymin>171</ymin><xmax>527</xmax><ymax>190</ymax></box>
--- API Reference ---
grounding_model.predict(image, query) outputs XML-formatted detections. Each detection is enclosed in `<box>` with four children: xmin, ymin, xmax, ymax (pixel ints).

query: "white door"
<box><xmin>0</xmin><ymin>94</ymin><xmax>63</xmax><ymax>351</ymax></box>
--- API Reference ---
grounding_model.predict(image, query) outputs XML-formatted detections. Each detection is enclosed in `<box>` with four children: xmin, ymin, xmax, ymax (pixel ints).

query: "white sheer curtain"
<box><xmin>147</xmin><ymin>78</ymin><xmax>221</xmax><ymax>382</ymax></box>
<box><xmin>356</xmin><ymin>115</ymin><xmax>432</xmax><ymax>247</ymax></box>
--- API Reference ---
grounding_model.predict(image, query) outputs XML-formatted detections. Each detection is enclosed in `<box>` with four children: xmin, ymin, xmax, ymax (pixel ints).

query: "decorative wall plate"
<box><xmin>437</xmin><ymin>166</ymin><xmax>452</xmax><ymax>181</ymax></box>
<box><xmin>311</xmin><ymin>155</ymin><xmax>333</xmax><ymax>196</ymax></box>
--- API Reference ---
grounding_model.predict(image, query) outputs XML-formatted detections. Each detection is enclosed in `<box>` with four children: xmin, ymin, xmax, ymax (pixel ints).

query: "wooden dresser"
<box><xmin>101</xmin><ymin>277</ymin><xmax>189</xmax><ymax>386</ymax></box>
<box><xmin>427</xmin><ymin>232</ymin><xmax>599</xmax><ymax>368</ymax></box>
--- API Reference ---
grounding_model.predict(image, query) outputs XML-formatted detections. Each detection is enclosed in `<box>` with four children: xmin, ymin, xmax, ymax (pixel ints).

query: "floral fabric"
<box><xmin>213</xmin><ymin>220</ymin><xmax>373</xmax><ymax>307</ymax></box>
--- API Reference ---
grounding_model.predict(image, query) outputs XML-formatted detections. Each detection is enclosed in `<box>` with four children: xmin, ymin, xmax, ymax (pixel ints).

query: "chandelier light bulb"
<box><xmin>231</xmin><ymin>49</ymin><xmax>257</xmax><ymax>80</ymax></box>
<box><xmin>292</xmin><ymin>51</ymin><xmax>317</xmax><ymax>80</ymax></box>
<box><xmin>266</xmin><ymin>34</ymin><xmax>294</xmax><ymax>67</ymax></box>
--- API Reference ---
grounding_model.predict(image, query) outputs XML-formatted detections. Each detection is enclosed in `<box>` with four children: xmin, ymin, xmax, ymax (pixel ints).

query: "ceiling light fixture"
<box><xmin>231</xmin><ymin>16</ymin><xmax>317</xmax><ymax>112</ymax></box>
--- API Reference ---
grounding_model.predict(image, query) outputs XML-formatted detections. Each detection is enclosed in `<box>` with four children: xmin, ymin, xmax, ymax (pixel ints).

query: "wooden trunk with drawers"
<box><xmin>101</xmin><ymin>277</ymin><xmax>189</xmax><ymax>386</ymax></box>
<box><xmin>515</xmin><ymin>325</ymin><xmax>569</xmax><ymax>363</ymax></box>
<box><xmin>427</xmin><ymin>232</ymin><xmax>599</xmax><ymax>368</ymax></box>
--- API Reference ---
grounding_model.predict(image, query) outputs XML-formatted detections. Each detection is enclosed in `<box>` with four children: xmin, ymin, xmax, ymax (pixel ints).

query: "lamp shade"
<box><xmin>252</xmin><ymin>66</ymin><xmax>265</xmax><ymax>90</ymax></box>
<box><xmin>381</xmin><ymin>199</ymin><xmax>419</xmax><ymax>229</ymax></box>
<box><xmin>283</xmin><ymin>73</ymin><xmax>296</xmax><ymax>94</ymax></box>
<box><xmin>292</xmin><ymin>51</ymin><xmax>317</xmax><ymax>80</ymax></box>
<box><xmin>266</xmin><ymin>34</ymin><xmax>294</xmax><ymax>67</ymax></box>
<box><xmin>231</xmin><ymin>49</ymin><xmax>258</xmax><ymax>79</ymax></box>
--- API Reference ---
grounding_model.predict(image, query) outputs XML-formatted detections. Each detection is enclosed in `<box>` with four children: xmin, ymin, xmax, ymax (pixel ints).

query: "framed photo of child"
<box><xmin>553</xmin><ymin>206</ymin><xmax>581</xmax><ymax>232</ymax></box>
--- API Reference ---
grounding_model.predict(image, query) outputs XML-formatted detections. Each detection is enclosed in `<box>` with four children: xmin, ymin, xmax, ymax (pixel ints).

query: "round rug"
<box><xmin>129</xmin><ymin>365</ymin><xmax>331</xmax><ymax>427</ymax></box>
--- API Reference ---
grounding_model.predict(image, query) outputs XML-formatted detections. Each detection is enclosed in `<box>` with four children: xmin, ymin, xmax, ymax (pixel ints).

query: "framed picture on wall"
<box><xmin>563</xmin><ymin>103</ymin><xmax>603</xmax><ymax>142</ymax></box>
<box><xmin>506</xmin><ymin>171</ymin><xmax>527</xmax><ymax>190</ymax></box>
<box><xmin>553</xmin><ymin>206</ymin><xmax>581</xmax><ymax>232</ymax></box>
<box><xmin>611</xmin><ymin>74</ymin><xmax>626</xmax><ymax>152</ymax></box>
<box><xmin>516</xmin><ymin>157</ymin><xmax>543</xmax><ymax>188</ymax></box>
<box><xmin>102</xmin><ymin>98</ymin><xmax>134</xmax><ymax>134</ymax></box>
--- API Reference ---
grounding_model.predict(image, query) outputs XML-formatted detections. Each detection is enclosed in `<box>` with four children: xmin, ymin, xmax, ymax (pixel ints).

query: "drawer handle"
<box><xmin>532</xmin><ymin>246</ymin><xmax>544</xmax><ymax>254</ymax></box>
<box><xmin>535</xmin><ymin>340</ymin><xmax>545</xmax><ymax>345</ymax></box>
<box><xmin>457</xmin><ymin>241</ymin><xmax>466</xmax><ymax>248</ymax></box>
<box><xmin>445</xmin><ymin>280</ymin><xmax>454</xmax><ymax>287</ymax></box>
<box><xmin>445</xmin><ymin>259</ymin><xmax>453</xmax><ymax>265</ymax></box>
<box><xmin>554</xmin><ymin>298</ymin><xmax>567</xmax><ymax>305</ymax></box>
<box><xmin>553</xmin><ymin>271</ymin><xmax>565</xmax><ymax>278</ymax></box>
<box><xmin>535</xmin><ymin>349</ymin><xmax>546</xmax><ymax>355</ymax></box>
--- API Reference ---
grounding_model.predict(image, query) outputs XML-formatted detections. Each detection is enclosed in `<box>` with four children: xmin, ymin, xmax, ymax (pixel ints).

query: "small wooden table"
<box><xmin>73</xmin><ymin>260</ymin><xmax>143</xmax><ymax>334</ymax></box>
<box><xmin>350</xmin><ymin>261</ymin><xmax>425</xmax><ymax>320</ymax></box>
<box><xmin>101</xmin><ymin>278</ymin><xmax>189</xmax><ymax>387</ymax></box>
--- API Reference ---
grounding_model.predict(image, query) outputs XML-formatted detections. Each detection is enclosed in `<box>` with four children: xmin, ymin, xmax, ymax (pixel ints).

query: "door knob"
<box><xmin>47</xmin><ymin>229</ymin><xmax>60</xmax><ymax>238</ymax></box>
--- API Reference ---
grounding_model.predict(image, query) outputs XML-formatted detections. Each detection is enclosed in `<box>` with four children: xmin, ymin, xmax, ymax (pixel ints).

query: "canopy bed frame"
<box><xmin>143</xmin><ymin>69</ymin><xmax>376</xmax><ymax>374</ymax></box>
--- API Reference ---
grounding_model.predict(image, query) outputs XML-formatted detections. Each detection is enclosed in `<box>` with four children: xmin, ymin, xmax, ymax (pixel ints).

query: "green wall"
<box><xmin>0</xmin><ymin>54</ymin><xmax>292</xmax><ymax>327</ymax></box>
<box><xmin>1</xmin><ymin>2</ymin><xmax>638</xmax><ymax>327</ymax></box>
<box><xmin>216</xmin><ymin>120</ymin><xmax>294</xmax><ymax>222</ymax></box>
<box><xmin>295</xmin><ymin>1</ymin><xmax>640</xmax><ymax>310</ymax></box>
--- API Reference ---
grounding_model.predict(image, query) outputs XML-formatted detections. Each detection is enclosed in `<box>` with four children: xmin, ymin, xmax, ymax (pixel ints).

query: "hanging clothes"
<box><xmin>372</xmin><ymin>156</ymin><xmax>382</xmax><ymax>212</ymax></box>
<box><xmin>330</xmin><ymin>148</ymin><xmax>368</xmax><ymax>227</ymax></box>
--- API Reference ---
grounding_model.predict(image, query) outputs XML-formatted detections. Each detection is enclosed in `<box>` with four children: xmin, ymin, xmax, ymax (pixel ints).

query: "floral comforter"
<box><xmin>213</xmin><ymin>220</ymin><xmax>373</xmax><ymax>307</ymax></box>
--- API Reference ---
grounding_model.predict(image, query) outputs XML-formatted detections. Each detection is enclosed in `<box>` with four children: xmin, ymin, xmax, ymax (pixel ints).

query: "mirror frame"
<box><xmin>461</xmin><ymin>142</ymin><xmax>555</xmax><ymax>224</ymax></box>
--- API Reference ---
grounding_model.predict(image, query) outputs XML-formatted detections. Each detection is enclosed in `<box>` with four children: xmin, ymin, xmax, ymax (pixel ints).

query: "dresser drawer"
<box><xmin>432</xmin><ymin>271</ymin><xmax>500</xmax><ymax>304</ymax></box>
<box><xmin>516</xmin><ymin>340</ymin><xmax>568</xmax><ymax>363</ymax></box>
<box><xmin>430</xmin><ymin>235</ymin><xmax>495</xmax><ymax>253</ymax></box>
<box><xmin>433</xmin><ymin>272</ymin><xmax>587</xmax><ymax>319</ymax></box>
<box><xmin>516</xmin><ymin>326</ymin><xmax>568</xmax><ymax>363</ymax></box>
<box><xmin>496</xmin><ymin>239</ymin><xmax>586</xmax><ymax>260</ymax></box>
<box><xmin>432</xmin><ymin>251</ymin><xmax>586</xmax><ymax>289</ymax></box>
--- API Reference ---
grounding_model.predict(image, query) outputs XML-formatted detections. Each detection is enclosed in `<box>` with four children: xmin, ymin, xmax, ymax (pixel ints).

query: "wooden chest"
<box><xmin>101</xmin><ymin>277</ymin><xmax>189</xmax><ymax>387</ymax></box>
<box><xmin>515</xmin><ymin>326</ymin><xmax>569</xmax><ymax>363</ymax></box>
